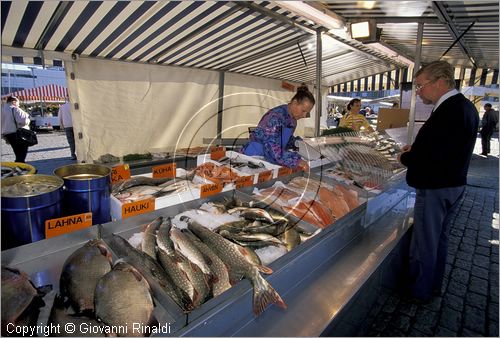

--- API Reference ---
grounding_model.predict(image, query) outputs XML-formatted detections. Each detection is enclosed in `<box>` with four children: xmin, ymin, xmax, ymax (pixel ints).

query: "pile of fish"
<box><xmin>217</xmin><ymin>155</ymin><xmax>273</xmax><ymax>176</ymax></box>
<box><xmin>253</xmin><ymin>177</ymin><xmax>360</xmax><ymax>228</ymax></box>
<box><xmin>194</xmin><ymin>162</ymin><xmax>241</xmax><ymax>184</ymax></box>
<box><xmin>124</xmin><ymin>199</ymin><xmax>317</xmax><ymax>315</ymax></box>
<box><xmin>1</xmin><ymin>266</ymin><xmax>49</xmax><ymax>336</ymax></box>
<box><xmin>1</xmin><ymin>166</ymin><xmax>31</xmax><ymax>178</ymax></box>
<box><xmin>1</xmin><ymin>179</ymin><xmax>60</xmax><ymax>197</ymax></box>
<box><xmin>47</xmin><ymin>239</ymin><xmax>156</xmax><ymax>337</ymax></box>
<box><xmin>112</xmin><ymin>171</ymin><xmax>197</xmax><ymax>204</ymax></box>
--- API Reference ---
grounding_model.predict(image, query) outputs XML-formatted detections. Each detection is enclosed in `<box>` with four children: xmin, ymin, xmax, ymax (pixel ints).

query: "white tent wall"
<box><xmin>222</xmin><ymin>72</ymin><xmax>319</xmax><ymax>140</ymax></box>
<box><xmin>66</xmin><ymin>58</ymin><xmax>219</xmax><ymax>162</ymax></box>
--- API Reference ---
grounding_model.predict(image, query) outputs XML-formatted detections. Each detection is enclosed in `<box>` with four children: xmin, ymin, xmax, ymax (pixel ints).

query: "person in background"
<box><xmin>480</xmin><ymin>103</ymin><xmax>499</xmax><ymax>156</ymax></box>
<box><xmin>1</xmin><ymin>96</ymin><xmax>31</xmax><ymax>163</ymax></box>
<box><xmin>397</xmin><ymin>61</ymin><xmax>479</xmax><ymax>302</ymax></box>
<box><xmin>58</xmin><ymin>99</ymin><xmax>76</xmax><ymax>160</ymax></box>
<box><xmin>242</xmin><ymin>85</ymin><xmax>314</xmax><ymax>171</ymax></box>
<box><xmin>338</xmin><ymin>98</ymin><xmax>374</xmax><ymax>132</ymax></box>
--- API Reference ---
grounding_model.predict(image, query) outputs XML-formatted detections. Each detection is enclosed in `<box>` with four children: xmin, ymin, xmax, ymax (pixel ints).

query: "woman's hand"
<box><xmin>297</xmin><ymin>159</ymin><xmax>310</xmax><ymax>172</ymax></box>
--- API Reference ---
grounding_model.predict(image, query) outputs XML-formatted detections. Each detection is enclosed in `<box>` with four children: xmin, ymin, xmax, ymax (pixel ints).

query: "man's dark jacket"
<box><xmin>400</xmin><ymin>93</ymin><xmax>479</xmax><ymax>189</ymax></box>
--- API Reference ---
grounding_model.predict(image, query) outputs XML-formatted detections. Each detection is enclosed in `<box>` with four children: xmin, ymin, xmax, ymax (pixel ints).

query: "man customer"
<box><xmin>1</xmin><ymin>96</ymin><xmax>31</xmax><ymax>163</ymax></box>
<box><xmin>397</xmin><ymin>61</ymin><xmax>479</xmax><ymax>302</ymax></box>
<box><xmin>59</xmin><ymin>99</ymin><xmax>76</xmax><ymax>160</ymax></box>
<box><xmin>480</xmin><ymin>103</ymin><xmax>498</xmax><ymax>156</ymax></box>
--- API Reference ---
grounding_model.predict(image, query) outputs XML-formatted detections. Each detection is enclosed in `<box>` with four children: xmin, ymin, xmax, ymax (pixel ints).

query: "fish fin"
<box><xmin>251</xmin><ymin>273</ymin><xmax>287</xmax><ymax>316</ymax></box>
<box><xmin>256</xmin><ymin>265</ymin><xmax>273</xmax><ymax>275</ymax></box>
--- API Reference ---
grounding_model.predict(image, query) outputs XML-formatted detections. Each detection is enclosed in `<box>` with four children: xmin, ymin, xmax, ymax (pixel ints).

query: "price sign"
<box><xmin>45</xmin><ymin>212</ymin><xmax>93</xmax><ymax>239</ymax></box>
<box><xmin>210</xmin><ymin>146</ymin><xmax>226</xmax><ymax>161</ymax></box>
<box><xmin>200</xmin><ymin>181</ymin><xmax>223</xmax><ymax>198</ymax></box>
<box><xmin>152</xmin><ymin>163</ymin><xmax>176</xmax><ymax>178</ymax></box>
<box><xmin>235</xmin><ymin>175</ymin><xmax>253</xmax><ymax>189</ymax></box>
<box><xmin>257</xmin><ymin>170</ymin><xmax>273</xmax><ymax>183</ymax></box>
<box><xmin>122</xmin><ymin>198</ymin><xmax>155</xmax><ymax>219</ymax></box>
<box><xmin>278</xmin><ymin>167</ymin><xmax>292</xmax><ymax>177</ymax></box>
<box><xmin>111</xmin><ymin>164</ymin><xmax>131</xmax><ymax>183</ymax></box>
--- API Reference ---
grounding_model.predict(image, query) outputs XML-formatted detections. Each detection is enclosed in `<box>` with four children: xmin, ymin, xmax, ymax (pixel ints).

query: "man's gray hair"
<box><xmin>415</xmin><ymin>61</ymin><xmax>456</xmax><ymax>89</ymax></box>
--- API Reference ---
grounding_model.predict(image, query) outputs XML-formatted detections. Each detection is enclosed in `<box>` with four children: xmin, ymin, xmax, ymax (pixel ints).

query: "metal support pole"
<box><xmin>315</xmin><ymin>29</ymin><xmax>322</xmax><ymax>137</ymax></box>
<box><xmin>407</xmin><ymin>22</ymin><xmax>424</xmax><ymax>144</ymax></box>
<box><xmin>217</xmin><ymin>71</ymin><xmax>225</xmax><ymax>139</ymax></box>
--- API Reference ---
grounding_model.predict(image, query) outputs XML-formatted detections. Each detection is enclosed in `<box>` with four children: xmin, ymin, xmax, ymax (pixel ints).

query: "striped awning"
<box><xmin>2</xmin><ymin>84</ymin><xmax>68</xmax><ymax>102</ymax></box>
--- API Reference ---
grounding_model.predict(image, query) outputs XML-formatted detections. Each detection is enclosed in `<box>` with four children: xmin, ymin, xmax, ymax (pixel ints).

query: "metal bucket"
<box><xmin>54</xmin><ymin>164</ymin><xmax>112</xmax><ymax>225</ymax></box>
<box><xmin>1</xmin><ymin>174</ymin><xmax>64</xmax><ymax>249</ymax></box>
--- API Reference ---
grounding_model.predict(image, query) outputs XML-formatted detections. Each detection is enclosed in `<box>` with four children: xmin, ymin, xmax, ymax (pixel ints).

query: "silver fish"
<box><xmin>227</xmin><ymin>207</ymin><xmax>275</xmax><ymax>224</ymax></box>
<box><xmin>170</xmin><ymin>227</ymin><xmax>213</xmax><ymax>277</ymax></box>
<box><xmin>183</xmin><ymin>229</ymin><xmax>232</xmax><ymax>298</ymax></box>
<box><xmin>59</xmin><ymin>240</ymin><xmax>112</xmax><ymax>314</ymax></box>
<box><xmin>142</xmin><ymin>216</ymin><xmax>163</xmax><ymax>258</ymax></box>
<box><xmin>280</xmin><ymin>228</ymin><xmax>301</xmax><ymax>251</ymax></box>
<box><xmin>94</xmin><ymin>261</ymin><xmax>154</xmax><ymax>337</ymax></box>
<box><xmin>108</xmin><ymin>234</ymin><xmax>194</xmax><ymax>312</ymax></box>
<box><xmin>185</xmin><ymin>218</ymin><xmax>286</xmax><ymax>316</ymax></box>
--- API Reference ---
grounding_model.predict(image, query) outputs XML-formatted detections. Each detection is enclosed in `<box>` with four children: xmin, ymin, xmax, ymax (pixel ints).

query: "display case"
<box><xmin>2</xmin><ymin>132</ymin><xmax>415</xmax><ymax>336</ymax></box>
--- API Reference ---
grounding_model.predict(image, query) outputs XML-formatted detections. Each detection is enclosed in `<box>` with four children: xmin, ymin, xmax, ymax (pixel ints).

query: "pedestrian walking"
<box><xmin>397</xmin><ymin>61</ymin><xmax>479</xmax><ymax>302</ymax></box>
<box><xmin>1</xmin><ymin>96</ymin><xmax>31</xmax><ymax>163</ymax></box>
<box><xmin>58</xmin><ymin>99</ymin><xmax>76</xmax><ymax>160</ymax></box>
<box><xmin>480</xmin><ymin>103</ymin><xmax>499</xmax><ymax>156</ymax></box>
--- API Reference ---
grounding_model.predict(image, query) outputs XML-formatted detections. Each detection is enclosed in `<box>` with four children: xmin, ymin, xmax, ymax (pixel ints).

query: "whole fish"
<box><xmin>280</xmin><ymin>228</ymin><xmax>301</xmax><ymax>252</ymax></box>
<box><xmin>112</xmin><ymin>176</ymin><xmax>170</xmax><ymax>194</ymax></box>
<box><xmin>170</xmin><ymin>227</ymin><xmax>213</xmax><ymax>277</ymax></box>
<box><xmin>111</xmin><ymin>174</ymin><xmax>195</xmax><ymax>195</ymax></box>
<box><xmin>214</xmin><ymin>220</ymin><xmax>251</xmax><ymax>234</ymax></box>
<box><xmin>1</xmin><ymin>266</ymin><xmax>45</xmax><ymax>336</ymax></box>
<box><xmin>227</xmin><ymin>207</ymin><xmax>275</xmax><ymax>224</ymax></box>
<box><xmin>48</xmin><ymin>294</ymin><xmax>105</xmax><ymax>337</ymax></box>
<box><xmin>142</xmin><ymin>216</ymin><xmax>163</xmax><ymax>258</ymax></box>
<box><xmin>156</xmin><ymin>217</ymin><xmax>175</xmax><ymax>255</ymax></box>
<box><xmin>94</xmin><ymin>261</ymin><xmax>154</xmax><ymax>337</ymax></box>
<box><xmin>108</xmin><ymin>234</ymin><xmax>194</xmax><ymax>312</ymax></box>
<box><xmin>59</xmin><ymin>240</ymin><xmax>112</xmax><ymax>314</ymax></box>
<box><xmin>156</xmin><ymin>248</ymin><xmax>200</xmax><ymax>306</ymax></box>
<box><xmin>185</xmin><ymin>218</ymin><xmax>286</xmax><ymax>316</ymax></box>
<box><xmin>183</xmin><ymin>230</ymin><xmax>232</xmax><ymax>298</ymax></box>
<box><xmin>219</xmin><ymin>231</ymin><xmax>285</xmax><ymax>247</ymax></box>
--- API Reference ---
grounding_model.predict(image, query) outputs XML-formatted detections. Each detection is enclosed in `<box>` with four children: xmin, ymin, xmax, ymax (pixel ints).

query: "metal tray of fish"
<box><xmin>99</xmin><ymin>188</ymin><xmax>322</xmax><ymax>332</ymax></box>
<box><xmin>1</xmin><ymin>226</ymin><xmax>175</xmax><ymax>337</ymax></box>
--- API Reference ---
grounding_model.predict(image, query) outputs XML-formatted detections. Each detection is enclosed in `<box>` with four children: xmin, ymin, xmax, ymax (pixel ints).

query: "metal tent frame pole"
<box><xmin>407</xmin><ymin>22</ymin><xmax>424</xmax><ymax>144</ymax></box>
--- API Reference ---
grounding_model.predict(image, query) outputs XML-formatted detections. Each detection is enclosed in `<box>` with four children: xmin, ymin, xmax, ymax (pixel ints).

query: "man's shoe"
<box><xmin>71</xmin><ymin>155</ymin><xmax>77</xmax><ymax>160</ymax></box>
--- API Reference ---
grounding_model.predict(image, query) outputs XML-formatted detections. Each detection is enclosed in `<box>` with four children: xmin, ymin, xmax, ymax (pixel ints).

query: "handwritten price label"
<box><xmin>45</xmin><ymin>212</ymin><xmax>92</xmax><ymax>239</ymax></box>
<box><xmin>152</xmin><ymin>163</ymin><xmax>176</xmax><ymax>178</ymax></box>
<box><xmin>200</xmin><ymin>181</ymin><xmax>223</xmax><ymax>198</ymax></box>
<box><xmin>257</xmin><ymin>170</ymin><xmax>273</xmax><ymax>183</ymax></box>
<box><xmin>122</xmin><ymin>198</ymin><xmax>155</xmax><ymax>219</ymax></box>
<box><xmin>111</xmin><ymin>164</ymin><xmax>131</xmax><ymax>183</ymax></box>
<box><xmin>278</xmin><ymin>167</ymin><xmax>292</xmax><ymax>177</ymax></box>
<box><xmin>235</xmin><ymin>175</ymin><xmax>253</xmax><ymax>189</ymax></box>
<box><xmin>210</xmin><ymin>146</ymin><xmax>226</xmax><ymax>161</ymax></box>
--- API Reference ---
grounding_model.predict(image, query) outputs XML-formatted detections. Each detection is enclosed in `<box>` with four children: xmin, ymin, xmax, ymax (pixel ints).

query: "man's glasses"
<box><xmin>415</xmin><ymin>80</ymin><xmax>436</xmax><ymax>91</ymax></box>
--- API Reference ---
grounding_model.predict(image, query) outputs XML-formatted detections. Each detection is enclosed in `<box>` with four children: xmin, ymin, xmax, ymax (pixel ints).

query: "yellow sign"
<box><xmin>235</xmin><ymin>175</ymin><xmax>253</xmax><ymax>189</ymax></box>
<box><xmin>210</xmin><ymin>146</ymin><xmax>226</xmax><ymax>161</ymax></box>
<box><xmin>122</xmin><ymin>198</ymin><xmax>155</xmax><ymax>219</ymax></box>
<box><xmin>200</xmin><ymin>181</ymin><xmax>223</xmax><ymax>198</ymax></box>
<box><xmin>152</xmin><ymin>163</ymin><xmax>176</xmax><ymax>178</ymax></box>
<box><xmin>45</xmin><ymin>212</ymin><xmax>93</xmax><ymax>239</ymax></box>
<box><xmin>257</xmin><ymin>170</ymin><xmax>273</xmax><ymax>183</ymax></box>
<box><xmin>111</xmin><ymin>164</ymin><xmax>131</xmax><ymax>183</ymax></box>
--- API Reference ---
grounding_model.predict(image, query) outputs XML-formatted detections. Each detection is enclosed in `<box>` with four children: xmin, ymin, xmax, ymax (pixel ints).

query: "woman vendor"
<box><xmin>338</xmin><ymin>98</ymin><xmax>374</xmax><ymax>132</ymax></box>
<box><xmin>241</xmin><ymin>85</ymin><xmax>315</xmax><ymax>171</ymax></box>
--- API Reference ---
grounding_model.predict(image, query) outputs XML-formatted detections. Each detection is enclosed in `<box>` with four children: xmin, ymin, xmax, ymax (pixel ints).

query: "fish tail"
<box><xmin>251</xmin><ymin>271</ymin><xmax>287</xmax><ymax>316</ymax></box>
